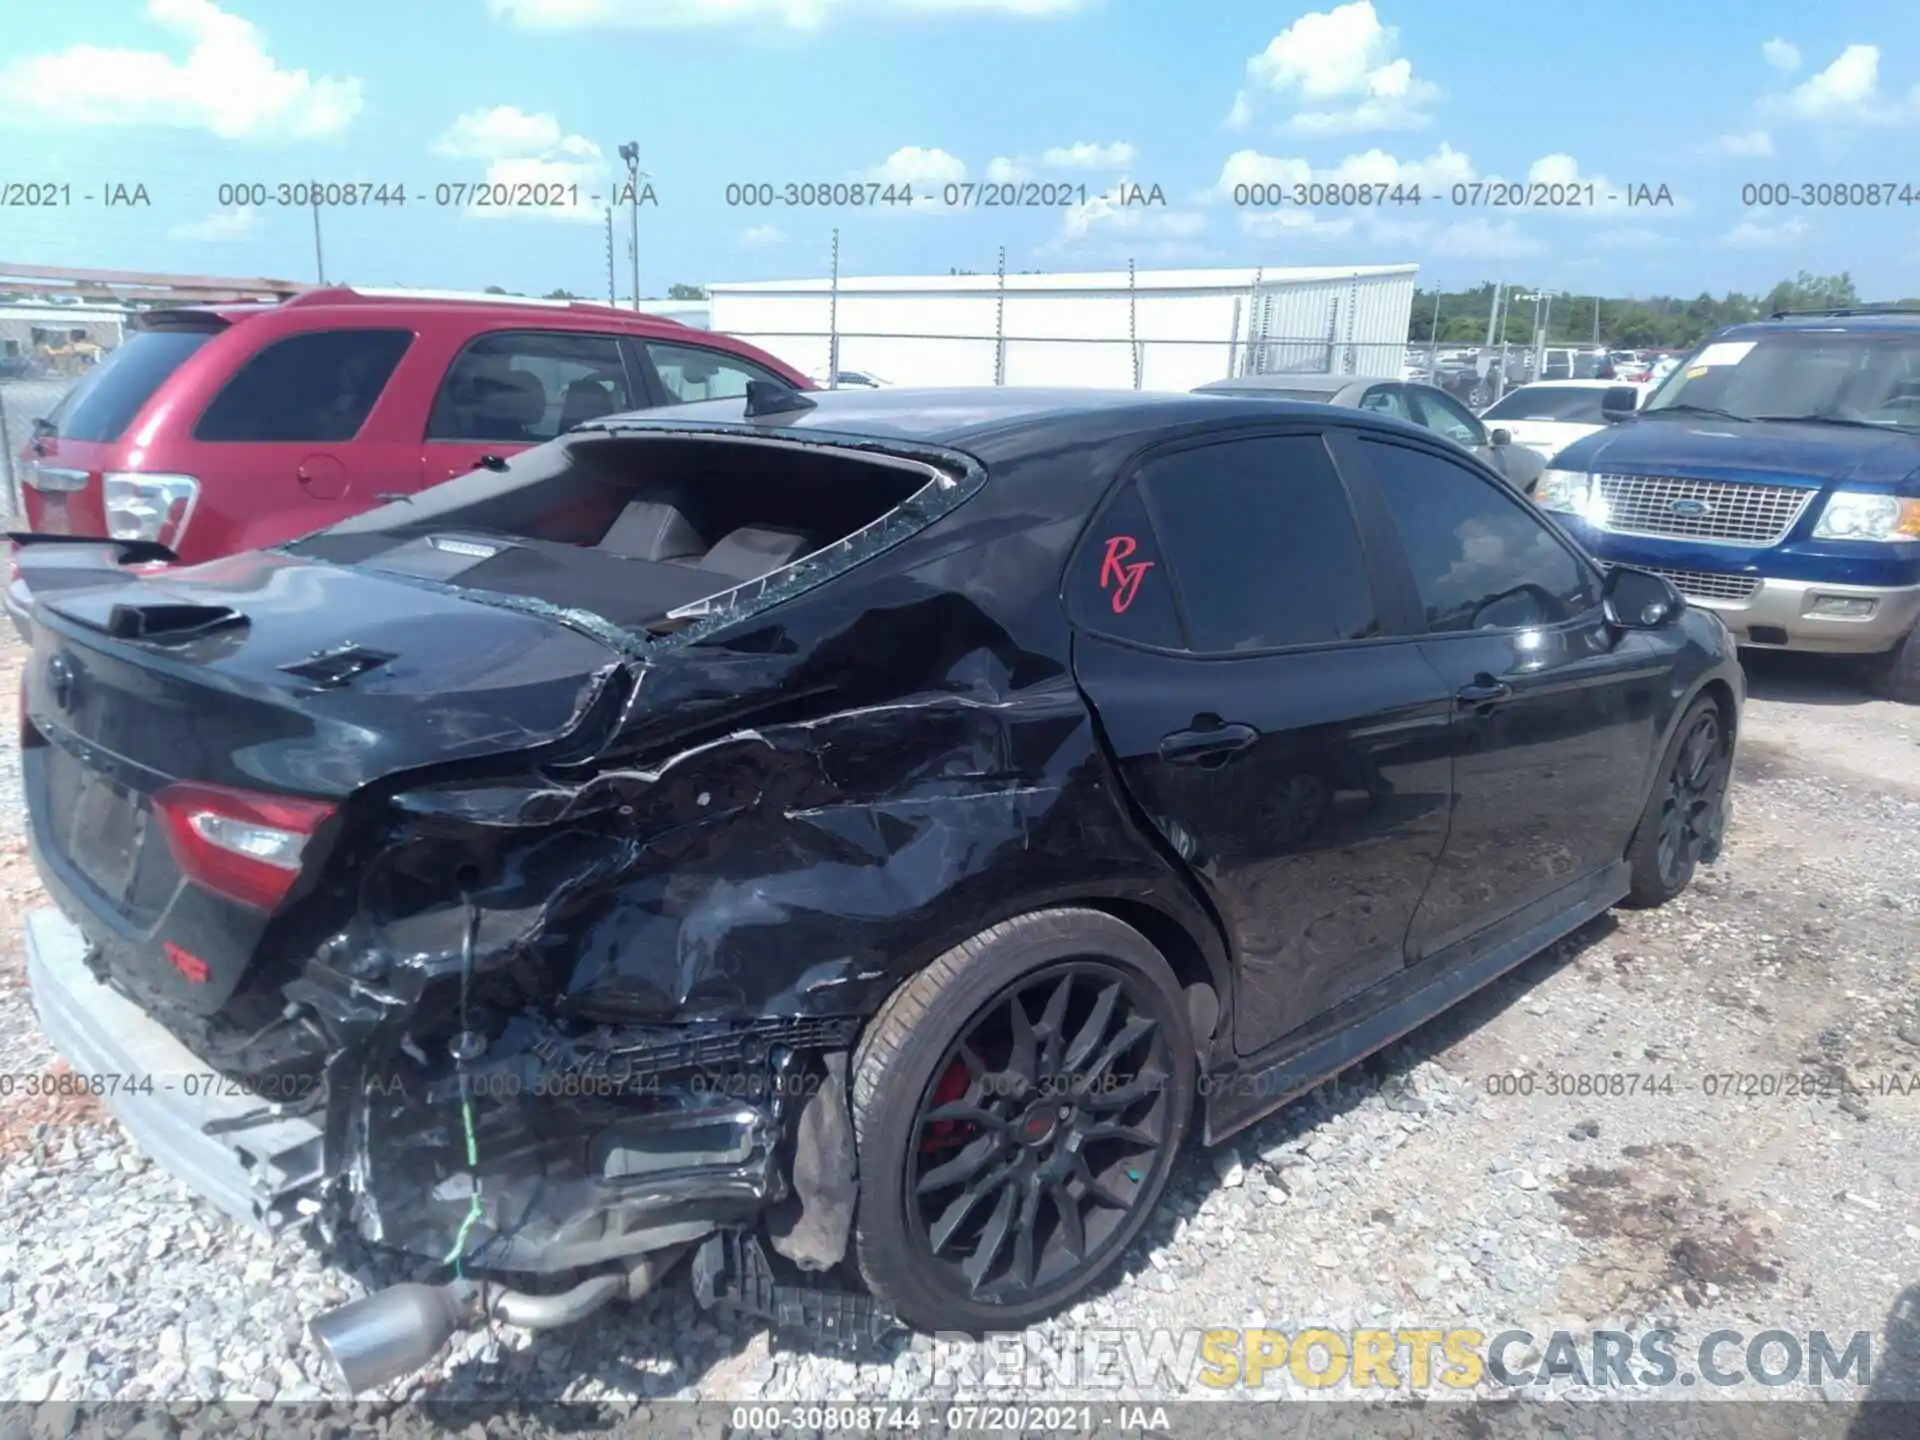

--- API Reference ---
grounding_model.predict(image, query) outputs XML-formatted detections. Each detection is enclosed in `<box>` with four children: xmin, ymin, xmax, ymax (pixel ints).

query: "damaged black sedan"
<box><xmin>16</xmin><ymin>384</ymin><xmax>1742</xmax><ymax>1391</ymax></box>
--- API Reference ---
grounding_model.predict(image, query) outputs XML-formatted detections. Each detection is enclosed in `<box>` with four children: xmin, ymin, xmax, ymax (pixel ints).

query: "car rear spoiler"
<box><xmin>6</xmin><ymin>532</ymin><xmax>179</xmax><ymax>566</ymax></box>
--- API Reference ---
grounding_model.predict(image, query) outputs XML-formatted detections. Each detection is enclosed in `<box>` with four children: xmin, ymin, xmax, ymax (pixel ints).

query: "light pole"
<box><xmin>617</xmin><ymin>142</ymin><xmax>642</xmax><ymax>310</ymax></box>
<box><xmin>311</xmin><ymin>196</ymin><xmax>326</xmax><ymax>285</ymax></box>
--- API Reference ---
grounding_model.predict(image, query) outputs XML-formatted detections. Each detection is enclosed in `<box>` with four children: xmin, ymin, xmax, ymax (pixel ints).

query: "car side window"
<box><xmin>1407</xmin><ymin>387</ymin><xmax>1484</xmax><ymax>446</ymax></box>
<box><xmin>647</xmin><ymin>343</ymin><xmax>784</xmax><ymax>404</ymax></box>
<box><xmin>1361</xmin><ymin>439</ymin><xmax>1598</xmax><ymax>633</ymax></box>
<box><xmin>1358</xmin><ymin>385</ymin><xmax>1411</xmax><ymax>421</ymax></box>
<box><xmin>1138</xmin><ymin>433</ymin><xmax>1380</xmax><ymax>652</ymax></box>
<box><xmin>427</xmin><ymin>331</ymin><xmax>634</xmax><ymax>443</ymax></box>
<box><xmin>1066</xmin><ymin>479</ymin><xmax>1183</xmax><ymax>649</ymax></box>
<box><xmin>193</xmin><ymin>329</ymin><xmax>413</xmax><ymax>442</ymax></box>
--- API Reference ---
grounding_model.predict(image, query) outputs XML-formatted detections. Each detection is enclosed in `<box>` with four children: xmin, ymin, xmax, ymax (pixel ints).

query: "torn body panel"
<box><xmin>21</xmin><ymin>408</ymin><xmax>1236</xmax><ymax>1385</ymax></box>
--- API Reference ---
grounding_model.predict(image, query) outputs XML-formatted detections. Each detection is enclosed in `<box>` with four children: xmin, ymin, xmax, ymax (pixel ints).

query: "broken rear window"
<box><xmin>287</xmin><ymin>428</ymin><xmax>983</xmax><ymax>648</ymax></box>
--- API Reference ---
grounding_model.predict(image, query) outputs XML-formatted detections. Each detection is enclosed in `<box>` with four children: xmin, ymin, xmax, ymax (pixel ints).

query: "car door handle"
<box><xmin>1456</xmin><ymin>677</ymin><xmax>1514</xmax><ymax>708</ymax></box>
<box><xmin>1159</xmin><ymin>721</ymin><xmax>1260</xmax><ymax>765</ymax></box>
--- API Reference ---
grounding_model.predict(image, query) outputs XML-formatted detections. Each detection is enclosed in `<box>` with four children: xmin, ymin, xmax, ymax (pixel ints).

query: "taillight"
<box><xmin>105</xmin><ymin>472</ymin><xmax>199</xmax><ymax>550</ymax></box>
<box><xmin>153</xmin><ymin>782</ymin><xmax>336</xmax><ymax>911</ymax></box>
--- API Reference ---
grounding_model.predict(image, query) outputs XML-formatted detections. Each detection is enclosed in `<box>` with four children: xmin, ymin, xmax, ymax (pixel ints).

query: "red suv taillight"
<box><xmin>153</xmin><ymin>782</ymin><xmax>336</xmax><ymax>911</ymax></box>
<box><xmin>105</xmin><ymin>473</ymin><xmax>200</xmax><ymax>551</ymax></box>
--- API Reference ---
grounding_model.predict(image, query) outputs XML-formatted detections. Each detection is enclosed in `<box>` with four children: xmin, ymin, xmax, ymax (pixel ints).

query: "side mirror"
<box><xmin>1600</xmin><ymin>385</ymin><xmax>1640</xmax><ymax>421</ymax></box>
<box><xmin>1488</xmin><ymin>427</ymin><xmax>1511</xmax><ymax>447</ymax></box>
<box><xmin>1602</xmin><ymin>565</ymin><xmax>1683</xmax><ymax>629</ymax></box>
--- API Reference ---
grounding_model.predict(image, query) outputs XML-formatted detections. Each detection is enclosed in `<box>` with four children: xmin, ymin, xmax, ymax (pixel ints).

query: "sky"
<box><xmin>4</xmin><ymin>0</ymin><xmax>1920</xmax><ymax>300</ymax></box>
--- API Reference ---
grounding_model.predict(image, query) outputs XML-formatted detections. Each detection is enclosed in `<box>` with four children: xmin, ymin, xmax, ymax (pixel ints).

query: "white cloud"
<box><xmin>487</xmin><ymin>0</ymin><xmax>1088</xmax><ymax>28</ymax></box>
<box><xmin>0</xmin><ymin>0</ymin><xmax>362</xmax><ymax>141</ymax></box>
<box><xmin>1240</xmin><ymin>209</ymin><xmax>1355</xmax><ymax>241</ymax></box>
<box><xmin>1721</xmin><ymin>216</ymin><xmax>1814</xmax><ymax>248</ymax></box>
<box><xmin>1762</xmin><ymin>38</ymin><xmax>1801</xmax><ymax>72</ymax></box>
<box><xmin>434</xmin><ymin>105</ymin><xmax>610</xmax><ymax>223</ymax></box>
<box><xmin>1211</xmin><ymin>142</ymin><xmax>1469</xmax><ymax>201</ymax></box>
<box><xmin>985</xmin><ymin>156</ymin><xmax>1032</xmax><ymax>182</ymax></box>
<box><xmin>433</xmin><ymin>105</ymin><xmax>565</xmax><ymax>159</ymax></box>
<box><xmin>1045</xmin><ymin>176</ymin><xmax>1207</xmax><ymax>251</ymax></box>
<box><xmin>865</xmin><ymin>146</ymin><xmax>968</xmax><ymax>185</ymax></box>
<box><xmin>1432</xmin><ymin>219</ymin><xmax>1544</xmax><ymax>259</ymax></box>
<box><xmin>739</xmin><ymin>224</ymin><xmax>787</xmax><ymax>247</ymax></box>
<box><xmin>1767</xmin><ymin>43</ymin><xmax>1900</xmax><ymax>122</ymax></box>
<box><xmin>169</xmin><ymin>206</ymin><xmax>259</xmax><ymax>242</ymax></box>
<box><xmin>1230</xmin><ymin>2</ymin><xmax>1440</xmax><ymax>135</ymax></box>
<box><xmin>1040</xmin><ymin>141</ymin><xmax>1135</xmax><ymax>169</ymax></box>
<box><xmin>1711</xmin><ymin>128</ymin><xmax>1776</xmax><ymax>157</ymax></box>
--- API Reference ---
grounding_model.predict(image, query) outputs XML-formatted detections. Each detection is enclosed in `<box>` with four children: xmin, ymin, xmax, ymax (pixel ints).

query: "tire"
<box><xmin>1863</xmin><ymin>619</ymin><xmax>1920</xmax><ymax>703</ymax></box>
<box><xmin>1621</xmin><ymin>696</ymin><xmax>1731</xmax><ymax>908</ymax></box>
<box><xmin>850</xmin><ymin>908</ymin><xmax>1194</xmax><ymax>1334</ymax></box>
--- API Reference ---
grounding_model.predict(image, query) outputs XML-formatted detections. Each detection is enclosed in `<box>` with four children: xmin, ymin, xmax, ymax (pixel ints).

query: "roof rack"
<box><xmin>277</xmin><ymin>285</ymin><xmax>684</xmax><ymax>322</ymax></box>
<box><xmin>1766</xmin><ymin>305</ymin><xmax>1920</xmax><ymax>319</ymax></box>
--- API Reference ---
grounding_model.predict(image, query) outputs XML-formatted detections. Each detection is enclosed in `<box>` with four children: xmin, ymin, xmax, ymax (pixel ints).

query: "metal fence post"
<box><xmin>1128</xmin><ymin>258</ymin><xmax>1141</xmax><ymax>389</ymax></box>
<box><xmin>994</xmin><ymin>246</ymin><xmax>1006</xmax><ymax>386</ymax></box>
<box><xmin>0</xmin><ymin>388</ymin><xmax>15</xmax><ymax>519</ymax></box>
<box><xmin>827</xmin><ymin>227</ymin><xmax>841</xmax><ymax>388</ymax></box>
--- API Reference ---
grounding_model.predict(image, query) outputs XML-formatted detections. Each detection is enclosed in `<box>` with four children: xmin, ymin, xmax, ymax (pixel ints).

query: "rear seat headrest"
<box><xmin>696</xmin><ymin>526</ymin><xmax>811</xmax><ymax>582</ymax></box>
<box><xmin>597</xmin><ymin>499</ymin><xmax>704</xmax><ymax>561</ymax></box>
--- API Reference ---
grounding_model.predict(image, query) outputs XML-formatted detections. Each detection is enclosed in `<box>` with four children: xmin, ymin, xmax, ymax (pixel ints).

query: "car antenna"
<box><xmin>743</xmin><ymin>379</ymin><xmax>818</xmax><ymax>419</ymax></box>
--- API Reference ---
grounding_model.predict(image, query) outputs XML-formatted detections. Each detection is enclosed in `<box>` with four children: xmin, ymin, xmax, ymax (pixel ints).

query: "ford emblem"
<box><xmin>1669</xmin><ymin>497</ymin><xmax>1711</xmax><ymax>518</ymax></box>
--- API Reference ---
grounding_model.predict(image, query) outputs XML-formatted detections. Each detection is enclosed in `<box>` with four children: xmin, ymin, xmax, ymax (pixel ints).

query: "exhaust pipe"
<box><xmin>309</xmin><ymin>1282</ymin><xmax>475</xmax><ymax>1396</ymax></box>
<box><xmin>309</xmin><ymin>1243</ymin><xmax>693</xmax><ymax>1393</ymax></box>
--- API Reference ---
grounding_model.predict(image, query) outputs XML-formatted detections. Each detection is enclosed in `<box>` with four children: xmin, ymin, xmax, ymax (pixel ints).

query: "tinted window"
<box><xmin>428</xmin><ymin>331</ymin><xmax>634</xmax><ymax>443</ymax></box>
<box><xmin>1066</xmin><ymin>479</ymin><xmax>1182</xmax><ymax>649</ymax></box>
<box><xmin>1407</xmin><ymin>386</ymin><xmax>1483</xmax><ymax>445</ymax></box>
<box><xmin>1362</xmin><ymin>439</ymin><xmax>1597</xmax><ymax>633</ymax></box>
<box><xmin>50</xmin><ymin>328</ymin><xmax>215</xmax><ymax>443</ymax></box>
<box><xmin>1140</xmin><ymin>434</ymin><xmax>1379</xmax><ymax>652</ymax></box>
<box><xmin>1482</xmin><ymin>386</ymin><xmax>1609</xmax><ymax>423</ymax></box>
<box><xmin>195</xmin><ymin>329</ymin><xmax>411</xmax><ymax>442</ymax></box>
<box><xmin>648</xmin><ymin>343</ymin><xmax>782</xmax><ymax>403</ymax></box>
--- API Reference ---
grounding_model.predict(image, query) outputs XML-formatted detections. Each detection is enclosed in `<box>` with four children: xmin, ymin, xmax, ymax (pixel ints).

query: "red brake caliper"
<box><xmin>921</xmin><ymin>1058</ymin><xmax>973</xmax><ymax>1153</ymax></box>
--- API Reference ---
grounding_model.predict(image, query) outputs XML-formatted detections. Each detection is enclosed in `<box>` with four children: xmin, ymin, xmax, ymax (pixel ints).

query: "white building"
<box><xmin>706</xmin><ymin>263</ymin><xmax>1417</xmax><ymax>392</ymax></box>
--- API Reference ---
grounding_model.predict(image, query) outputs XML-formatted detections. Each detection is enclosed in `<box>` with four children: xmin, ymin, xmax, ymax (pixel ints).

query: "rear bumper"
<box><xmin>24</xmin><ymin>905</ymin><xmax>326</xmax><ymax>1234</ymax></box>
<box><xmin>22</xmin><ymin>902</ymin><xmax>808</xmax><ymax>1274</ymax></box>
<box><xmin>1687</xmin><ymin>577</ymin><xmax>1920</xmax><ymax>654</ymax></box>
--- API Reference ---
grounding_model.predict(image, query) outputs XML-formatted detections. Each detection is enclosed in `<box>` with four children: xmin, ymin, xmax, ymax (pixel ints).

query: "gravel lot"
<box><xmin>1</xmin><ymin>635</ymin><xmax>1916</xmax><ymax>1431</ymax></box>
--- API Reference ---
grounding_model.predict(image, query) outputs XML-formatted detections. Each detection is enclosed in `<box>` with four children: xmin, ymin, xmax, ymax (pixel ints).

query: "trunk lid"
<box><xmin>22</xmin><ymin>545</ymin><xmax>627</xmax><ymax>1014</ymax></box>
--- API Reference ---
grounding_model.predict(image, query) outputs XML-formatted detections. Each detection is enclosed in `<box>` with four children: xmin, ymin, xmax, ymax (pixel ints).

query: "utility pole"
<box><xmin>1428</xmin><ymin>291</ymin><xmax>1441</xmax><ymax>346</ymax></box>
<box><xmin>617</xmin><ymin>142</ymin><xmax>642</xmax><ymax>310</ymax></box>
<box><xmin>1483</xmin><ymin>281</ymin><xmax>1504</xmax><ymax>347</ymax></box>
<box><xmin>311</xmin><ymin>196</ymin><xmax>326</xmax><ymax>285</ymax></box>
<box><xmin>1592</xmin><ymin>294</ymin><xmax>1601</xmax><ymax>346</ymax></box>
<box><xmin>604</xmin><ymin>207</ymin><xmax>616</xmax><ymax>306</ymax></box>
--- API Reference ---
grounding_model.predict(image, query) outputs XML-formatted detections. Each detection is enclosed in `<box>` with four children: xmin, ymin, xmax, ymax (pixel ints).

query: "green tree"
<box><xmin>483</xmin><ymin>285</ymin><xmax>509</xmax><ymax>294</ymax></box>
<box><xmin>544</xmin><ymin>288</ymin><xmax>582</xmax><ymax>300</ymax></box>
<box><xmin>667</xmin><ymin>283</ymin><xmax>707</xmax><ymax>300</ymax></box>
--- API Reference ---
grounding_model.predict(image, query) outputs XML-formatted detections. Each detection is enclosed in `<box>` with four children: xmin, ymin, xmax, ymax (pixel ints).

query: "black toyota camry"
<box><xmin>15</xmin><ymin>383</ymin><xmax>1742</xmax><ymax>1390</ymax></box>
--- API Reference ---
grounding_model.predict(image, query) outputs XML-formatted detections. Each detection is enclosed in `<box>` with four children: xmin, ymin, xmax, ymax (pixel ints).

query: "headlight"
<box><xmin>1536</xmin><ymin>468</ymin><xmax>1594</xmax><ymax>516</ymax></box>
<box><xmin>1811</xmin><ymin>490</ymin><xmax>1920</xmax><ymax>542</ymax></box>
<box><xmin>105</xmin><ymin>473</ymin><xmax>199</xmax><ymax>549</ymax></box>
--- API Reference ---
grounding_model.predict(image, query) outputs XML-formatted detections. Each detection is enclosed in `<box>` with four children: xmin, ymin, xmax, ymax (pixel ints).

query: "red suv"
<box><xmin>11</xmin><ymin>287</ymin><xmax>810</xmax><ymax>577</ymax></box>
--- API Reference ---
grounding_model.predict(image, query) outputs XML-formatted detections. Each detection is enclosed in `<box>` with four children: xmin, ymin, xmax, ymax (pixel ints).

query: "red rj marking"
<box><xmin>1098</xmin><ymin>535</ymin><xmax>1154</xmax><ymax>615</ymax></box>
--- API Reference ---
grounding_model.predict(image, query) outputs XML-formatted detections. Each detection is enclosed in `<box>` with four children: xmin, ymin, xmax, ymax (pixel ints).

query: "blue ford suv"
<box><xmin>1538</xmin><ymin>309</ymin><xmax>1920</xmax><ymax>700</ymax></box>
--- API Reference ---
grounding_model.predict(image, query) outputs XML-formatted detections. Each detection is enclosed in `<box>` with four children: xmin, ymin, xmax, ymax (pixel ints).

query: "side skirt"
<box><xmin>1202</xmin><ymin>861</ymin><xmax>1629</xmax><ymax>1145</ymax></box>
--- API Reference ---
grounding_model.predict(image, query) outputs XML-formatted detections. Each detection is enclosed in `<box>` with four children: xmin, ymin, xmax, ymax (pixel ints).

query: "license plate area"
<box><xmin>56</xmin><ymin>754</ymin><xmax>148</xmax><ymax>904</ymax></box>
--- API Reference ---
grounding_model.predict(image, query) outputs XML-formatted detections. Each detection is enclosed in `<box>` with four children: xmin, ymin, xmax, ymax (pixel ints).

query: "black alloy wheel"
<box><xmin>906</xmin><ymin>962</ymin><xmax>1175</xmax><ymax>1307</ymax></box>
<box><xmin>1655</xmin><ymin>706</ymin><xmax>1725</xmax><ymax>890</ymax></box>
<box><xmin>1625</xmin><ymin>695</ymin><xmax>1729</xmax><ymax>907</ymax></box>
<box><xmin>849</xmin><ymin>908</ymin><xmax>1196</xmax><ymax>1333</ymax></box>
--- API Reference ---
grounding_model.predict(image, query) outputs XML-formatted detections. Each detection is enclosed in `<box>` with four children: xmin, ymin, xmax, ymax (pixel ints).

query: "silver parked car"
<box><xmin>1194</xmin><ymin>372</ymin><xmax>1548</xmax><ymax>495</ymax></box>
